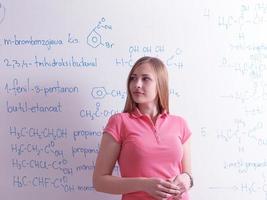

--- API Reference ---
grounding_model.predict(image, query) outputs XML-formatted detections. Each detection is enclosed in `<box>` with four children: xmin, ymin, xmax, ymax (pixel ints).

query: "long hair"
<box><xmin>123</xmin><ymin>56</ymin><xmax>169</xmax><ymax>113</ymax></box>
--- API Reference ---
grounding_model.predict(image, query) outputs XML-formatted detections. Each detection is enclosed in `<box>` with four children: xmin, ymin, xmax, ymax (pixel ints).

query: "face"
<box><xmin>129</xmin><ymin>63</ymin><xmax>158</xmax><ymax>107</ymax></box>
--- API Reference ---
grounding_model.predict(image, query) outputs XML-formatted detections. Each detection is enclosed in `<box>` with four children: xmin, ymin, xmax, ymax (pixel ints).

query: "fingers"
<box><xmin>154</xmin><ymin>190</ymin><xmax>172</xmax><ymax>199</ymax></box>
<box><xmin>157</xmin><ymin>182</ymin><xmax>180</xmax><ymax>195</ymax></box>
<box><xmin>154</xmin><ymin>190</ymin><xmax>183</xmax><ymax>200</ymax></box>
<box><xmin>176</xmin><ymin>182</ymin><xmax>186</xmax><ymax>193</ymax></box>
<box><xmin>160</xmin><ymin>179</ymin><xmax>180</xmax><ymax>190</ymax></box>
<box><xmin>171</xmin><ymin>189</ymin><xmax>185</xmax><ymax>200</ymax></box>
<box><xmin>166</xmin><ymin>176</ymin><xmax>176</xmax><ymax>183</ymax></box>
<box><xmin>152</xmin><ymin>180</ymin><xmax>182</xmax><ymax>199</ymax></box>
<box><xmin>145</xmin><ymin>178</ymin><xmax>184</xmax><ymax>200</ymax></box>
<box><xmin>163</xmin><ymin>176</ymin><xmax>187</xmax><ymax>200</ymax></box>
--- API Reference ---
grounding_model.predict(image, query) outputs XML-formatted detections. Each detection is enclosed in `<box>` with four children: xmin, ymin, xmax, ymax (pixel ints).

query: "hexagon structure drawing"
<box><xmin>87</xmin><ymin>30</ymin><xmax>102</xmax><ymax>48</ymax></box>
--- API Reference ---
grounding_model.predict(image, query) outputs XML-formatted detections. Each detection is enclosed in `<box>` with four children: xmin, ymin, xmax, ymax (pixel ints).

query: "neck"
<box><xmin>137</xmin><ymin>103</ymin><xmax>159</xmax><ymax>119</ymax></box>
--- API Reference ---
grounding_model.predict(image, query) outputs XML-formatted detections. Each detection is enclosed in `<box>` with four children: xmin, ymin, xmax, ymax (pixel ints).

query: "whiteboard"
<box><xmin>1</xmin><ymin>0</ymin><xmax>267</xmax><ymax>200</ymax></box>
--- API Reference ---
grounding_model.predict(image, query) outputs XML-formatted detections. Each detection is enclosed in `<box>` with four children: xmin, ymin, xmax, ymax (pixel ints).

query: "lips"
<box><xmin>132</xmin><ymin>91</ymin><xmax>144</xmax><ymax>96</ymax></box>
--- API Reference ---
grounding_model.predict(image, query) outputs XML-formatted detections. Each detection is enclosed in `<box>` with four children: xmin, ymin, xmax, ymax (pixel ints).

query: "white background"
<box><xmin>0</xmin><ymin>0</ymin><xmax>267</xmax><ymax>199</ymax></box>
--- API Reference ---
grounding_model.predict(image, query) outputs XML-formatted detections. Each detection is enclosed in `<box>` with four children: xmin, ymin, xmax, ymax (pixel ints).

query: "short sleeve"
<box><xmin>180</xmin><ymin>117</ymin><xmax>192</xmax><ymax>144</ymax></box>
<box><xmin>103</xmin><ymin>114</ymin><xmax>123</xmax><ymax>144</ymax></box>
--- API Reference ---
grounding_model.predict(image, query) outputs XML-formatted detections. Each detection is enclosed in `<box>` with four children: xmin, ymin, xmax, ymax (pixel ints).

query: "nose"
<box><xmin>134</xmin><ymin>78</ymin><xmax>142</xmax><ymax>89</ymax></box>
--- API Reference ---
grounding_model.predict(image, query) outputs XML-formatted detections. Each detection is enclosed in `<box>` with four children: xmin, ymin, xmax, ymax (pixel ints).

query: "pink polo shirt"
<box><xmin>103</xmin><ymin>108</ymin><xmax>191</xmax><ymax>200</ymax></box>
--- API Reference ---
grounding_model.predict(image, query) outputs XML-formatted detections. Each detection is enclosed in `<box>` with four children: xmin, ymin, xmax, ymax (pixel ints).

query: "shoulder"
<box><xmin>110</xmin><ymin>112</ymin><xmax>129</xmax><ymax>118</ymax></box>
<box><xmin>108</xmin><ymin>112</ymin><xmax>130</xmax><ymax>122</ymax></box>
<box><xmin>166</xmin><ymin>114</ymin><xmax>191</xmax><ymax>129</ymax></box>
<box><xmin>167</xmin><ymin>114</ymin><xmax>188</xmax><ymax>123</ymax></box>
<box><xmin>167</xmin><ymin>114</ymin><xmax>192</xmax><ymax>141</ymax></box>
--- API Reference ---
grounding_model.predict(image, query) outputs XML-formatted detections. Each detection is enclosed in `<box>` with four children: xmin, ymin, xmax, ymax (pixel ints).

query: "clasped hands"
<box><xmin>144</xmin><ymin>173</ymin><xmax>191</xmax><ymax>200</ymax></box>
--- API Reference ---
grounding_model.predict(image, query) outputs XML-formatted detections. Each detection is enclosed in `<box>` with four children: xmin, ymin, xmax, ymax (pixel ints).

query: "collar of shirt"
<box><xmin>130</xmin><ymin>107</ymin><xmax>168</xmax><ymax>119</ymax></box>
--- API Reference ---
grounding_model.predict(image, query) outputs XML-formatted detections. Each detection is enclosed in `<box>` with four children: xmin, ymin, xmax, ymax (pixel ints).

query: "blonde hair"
<box><xmin>123</xmin><ymin>56</ymin><xmax>169</xmax><ymax>113</ymax></box>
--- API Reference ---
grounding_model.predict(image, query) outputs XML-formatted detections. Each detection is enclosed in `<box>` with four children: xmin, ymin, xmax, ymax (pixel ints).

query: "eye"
<box><xmin>142</xmin><ymin>76</ymin><xmax>151</xmax><ymax>81</ymax></box>
<box><xmin>129</xmin><ymin>76</ymin><xmax>137</xmax><ymax>81</ymax></box>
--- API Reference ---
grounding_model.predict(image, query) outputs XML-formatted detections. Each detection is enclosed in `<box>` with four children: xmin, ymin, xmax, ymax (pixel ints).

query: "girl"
<box><xmin>93</xmin><ymin>56</ymin><xmax>193</xmax><ymax>200</ymax></box>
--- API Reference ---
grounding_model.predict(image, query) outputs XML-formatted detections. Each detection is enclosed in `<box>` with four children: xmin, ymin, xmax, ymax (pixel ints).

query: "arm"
<box><xmin>170</xmin><ymin>138</ymin><xmax>193</xmax><ymax>199</ymax></box>
<box><xmin>93</xmin><ymin>133</ymin><xmax>180</xmax><ymax>198</ymax></box>
<box><xmin>93</xmin><ymin>132</ymin><xmax>142</xmax><ymax>194</ymax></box>
<box><xmin>181</xmin><ymin>137</ymin><xmax>192</xmax><ymax>176</ymax></box>
<box><xmin>181</xmin><ymin>138</ymin><xmax>193</xmax><ymax>190</ymax></box>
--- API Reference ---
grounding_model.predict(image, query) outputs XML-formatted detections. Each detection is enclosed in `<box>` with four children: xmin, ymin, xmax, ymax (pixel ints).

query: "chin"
<box><xmin>133</xmin><ymin>99</ymin><xmax>143</xmax><ymax>104</ymax></box>
<box><xmin>133</xmin><ymin>99</ymin><xmax>145</xmax><ymax>104</ymax></box>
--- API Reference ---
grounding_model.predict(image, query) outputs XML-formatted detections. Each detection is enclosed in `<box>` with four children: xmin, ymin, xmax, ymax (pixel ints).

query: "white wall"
<box><xmin>0</xmin><ymin>0</ymin><xmax>267</xmax><ymax>200</ymax></box>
